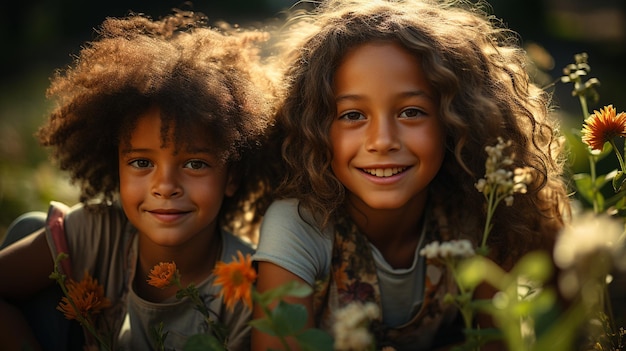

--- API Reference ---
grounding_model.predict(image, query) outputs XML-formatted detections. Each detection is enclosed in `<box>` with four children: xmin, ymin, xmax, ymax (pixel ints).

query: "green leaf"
<box><xmin>183</xmin><ymin>334</ymin><xmax>226</xmax><ymax>351</ymax></box>
<box><xmin>572</xmin><ymin>173</ymin><xmax>605</xmax><ymax>210</ymax></box>
<box><xmin>270</xmin><ymin>301</ymin><xmax>308</xmax><ymax>337</ymax></box>
<box><xmin>249</xmin><ymin>301</ymin><xmax>309</xmax><ymax>338</ymax></box>
<box><xmin>612</xmin><ymin>170</ymin><xmax>626</xmax><ymax>192</ymax></box>
<box><xmin>253</xmin><ymin>281</ymin><xmax>312</xmax><ymax>306</ymax></box>
<box><xmin>249</xmin><ymin>318</ymin><xmax>277</xmax><ymax>336</ymax></box>
<box><xmin>457</xmin><ymin>256</ymin><xmax>507</xmax><ymax>291</ymax></box>
<box><xmin>510</xmin><ymin>251</ymin><xmax>553</xmax><ymax>284</ymax></box>
<box><xmin>294</xmin><ymin>329</ymin><xmax>334</xmax><ymax>351</ymax></box>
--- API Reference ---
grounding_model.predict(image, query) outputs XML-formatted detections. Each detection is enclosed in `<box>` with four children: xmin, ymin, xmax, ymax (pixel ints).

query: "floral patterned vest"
<box><xmin>313</xmin><ymin>207</ymin><xmax>459</xmax><ymax>350</ymax></box>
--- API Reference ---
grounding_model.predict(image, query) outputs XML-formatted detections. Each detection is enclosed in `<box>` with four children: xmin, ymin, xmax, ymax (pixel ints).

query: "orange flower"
<box><xmin>57</xmin><ymin>271</ymin><xmax>111</xmax><ymax>321</ymax></box>
<box><xmin>147</xmin><ymin>261</ymin><xmax>179</xmax><ymax>289</ymax></box>
<box><xmin>213</xmin><ymin>251</ymin><xmax>257</xmax><ymax>311</ymax></box>
<box><xmin>581</xmin><ymin>105</ymin><xmax>626</xmax><ymax>151</ymax></box>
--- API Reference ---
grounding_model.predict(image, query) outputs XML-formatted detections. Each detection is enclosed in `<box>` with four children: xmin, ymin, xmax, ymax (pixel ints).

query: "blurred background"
<box><xmin>0</xmin><ymin>0</ymin><xmax>625</xmax><ymax>240</ymax></box>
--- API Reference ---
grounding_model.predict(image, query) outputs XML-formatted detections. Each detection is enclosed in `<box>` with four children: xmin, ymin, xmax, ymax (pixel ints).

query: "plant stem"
<box><xmin>56</xmin><ymin>276</ymin><xmax>111</xmax><ymax>350</ymax></box>
<box><xmin>481</xmin><ymin>190</ymin><xmax>497</xmax><ymax>249</ymax></box>
<box><xmin>609</xmin><ymin>139</ymin><xmax>626</xmax><ymax>173</ymax></box>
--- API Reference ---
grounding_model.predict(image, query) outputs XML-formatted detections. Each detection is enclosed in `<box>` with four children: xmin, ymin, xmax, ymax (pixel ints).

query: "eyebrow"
<box><xmin>119</xmin><ymin>147</ymin><xmax>215</xmax><ymax>155</ymax></box>
<box><xmin>119</xmin><ymin>147</ymin><xmax>150</xmax><ymax>155</ymax></box>
<box><xmin>335</xmin><ymin>90</ymin><xmax>435</xmax><ymax>102</ymax></box>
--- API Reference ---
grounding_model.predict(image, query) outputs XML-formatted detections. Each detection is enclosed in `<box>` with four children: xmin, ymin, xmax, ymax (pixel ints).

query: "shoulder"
<box><xmin>57</xmin><ymin>200</ymin><xmax>132</xmax><ymax>260</ymax></box>
<box><xmin>262</xmin><ymin>198</ymin><xmax>328</xmax><ymax>236</ymax></box>
<box><xmin>254</xmin><ymin>198</ymin><xmax>333</xmax><ymax>284</ymax></box>
<box><xmin>263</xmin><ymin>198</ymin><xmax>301</xmax><ymax>217</ymax></box>
<box><xmin>63</xmin><ymin>200</ymin><xmax>128</xmax><ymax>229</ymax></box>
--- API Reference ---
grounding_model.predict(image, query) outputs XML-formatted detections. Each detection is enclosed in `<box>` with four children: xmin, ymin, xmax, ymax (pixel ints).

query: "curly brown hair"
<box><xmin>268</xmin><ymin>0</ymin><xmax>571</xmax><ymax>263</ymax></box>
<box><xmin>36</xmin><ymin>10</ymin><xmax>278</xmax><ymax>237</ymax></box>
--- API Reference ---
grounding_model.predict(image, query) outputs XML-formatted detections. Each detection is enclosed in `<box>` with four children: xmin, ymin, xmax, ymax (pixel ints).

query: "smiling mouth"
<box><xmin>362</xmin><ymin>167</ymin><xmax>408</xmax><ymax>177</ymax></box>
<box><xmin>149</xmin><ymin>210</ymin><xmax>188</xmax><ymax>214</ymax></box>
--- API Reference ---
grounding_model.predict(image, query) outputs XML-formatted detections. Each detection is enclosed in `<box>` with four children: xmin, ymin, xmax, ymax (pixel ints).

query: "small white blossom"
<box><xmin>504</xmin><ymin>195</ymin><xmax>514</xmax><ymax>207</ymax></box>
<box><xmin>333</xmin><ymin>302</ymin><xmax>380</xmax><ymax>351</ymax></box>
<box><xmin>475</xmin><ymin>138</ymin><xmax>532</xmax><ymax>207</ymax></box>
<box><xmin>420</xmin><ymin>241</ymin><xmax>440</xmax><ymax>259</ymax></box>
<box><xmin>419</xmin><ymin>240</ymin><xmax>475</xmax><ymax>259</ymax></box>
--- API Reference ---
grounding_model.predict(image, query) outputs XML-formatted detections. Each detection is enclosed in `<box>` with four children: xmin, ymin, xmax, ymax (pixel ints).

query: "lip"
<box><xmin>147</xmin><ymin>208</ymin><xmax>191</xmax><ymax>223</ymax></box>
<box><xmin>358</xmin><ymin>165</ymin><xmax>411</xmax><ymax>184</ymax></box>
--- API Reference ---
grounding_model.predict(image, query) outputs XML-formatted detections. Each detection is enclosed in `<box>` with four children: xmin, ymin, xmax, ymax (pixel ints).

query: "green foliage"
<box><xmin>251</xmin><ymin>281</ymin><xmax>334</xmax><ymax>351</ymax></box>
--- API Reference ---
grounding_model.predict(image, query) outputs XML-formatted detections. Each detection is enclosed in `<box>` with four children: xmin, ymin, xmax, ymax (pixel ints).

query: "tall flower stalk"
<box><xmin>147</xmin><ymin>261</ymin><xmax>228</xmax><ymax>349</ymax></box>
<box><xmin>417</xmin><ymin>137</ymin><xmax>532</xmax><ymax>351</ymax></box>
<box><xmin>50</xmin><ymin>253</ymin><xmax>113</xmax><ymax>351</ymax></box>
<box><xmin>474</xmin><ymin>137</ymin><xmax>530</xmax><ymax>253</ymax></box>
<box><xmin>560</xmin><ymin>53</ymin><xmax>626</xmax><ymax>351</ymax></box>
<box><xmin>420</xmin><ymin>240</ymin><xmax>477</xmax><ymax>334</ymax></box>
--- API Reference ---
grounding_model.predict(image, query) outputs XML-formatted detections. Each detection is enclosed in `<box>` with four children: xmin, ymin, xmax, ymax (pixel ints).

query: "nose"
<box><xmin>151</xmin><ymin>166</ymin><xmax>182</xmax><ymax>199</ymax></box>
<box><xmin>365</xmin><ymin>115</ymin><xmax>400</xmax><ymax>153</ymax></box>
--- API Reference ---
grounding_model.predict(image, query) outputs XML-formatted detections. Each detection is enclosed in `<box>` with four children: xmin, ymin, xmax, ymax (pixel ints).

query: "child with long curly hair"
<box><xmin>253</xmin><ymin>0</ymin><xmax>570</xmax><ymax>350</ymax></box>
<box><xmin>0</xmin><ymin>10</ymin><xmax>276</xmax><ymax>350</ymax></box>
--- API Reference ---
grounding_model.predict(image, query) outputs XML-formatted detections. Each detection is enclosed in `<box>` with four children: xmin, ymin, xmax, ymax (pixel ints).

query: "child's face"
<box><xmin>118</xmin><ymin>106</ymin><xmax>237</xmax><ymax>247</ymax></box>
<box><xmin>330</xmin><ymin>42</ymin><xmax>445</xmax><ymax>213</ymax></box>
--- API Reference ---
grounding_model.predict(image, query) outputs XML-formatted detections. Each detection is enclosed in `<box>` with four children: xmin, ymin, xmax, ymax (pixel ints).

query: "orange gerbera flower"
<box><xmin>57</xmin><ymin>271</ymin><xmax>111</xmax><ymax>321</ymax></box>
<box><xmin>147</xmin><ymin>262</ymin><xmax>179</xmax><ymax>289</ymax></box>
<box><xmin>581</xmin><ymin>105</ymin><xmax>626</xmax><ymax>151</ymax></box>
<box><xmin>213</xmin><ymin>251</ymin><xmax>257</xmax><ymax>311</ymax></box>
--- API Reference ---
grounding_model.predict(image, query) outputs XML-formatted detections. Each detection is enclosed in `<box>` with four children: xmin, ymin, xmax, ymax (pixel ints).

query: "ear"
<box><xmin>224</xmin><ymin>170</ymin><xmax>240</xmax><ymax>197</ymax></box>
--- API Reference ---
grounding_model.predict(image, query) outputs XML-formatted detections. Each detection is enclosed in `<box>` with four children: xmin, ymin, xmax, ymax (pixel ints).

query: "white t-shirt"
<box><xmin>45</xmin><ymin>201</ymin><xmax>253</xmax><ymax>351</ymax></box>
<box><xmin>253</xmin><ymin>198</ymin><xmax>427</xmax><ymax>327</ymax></box>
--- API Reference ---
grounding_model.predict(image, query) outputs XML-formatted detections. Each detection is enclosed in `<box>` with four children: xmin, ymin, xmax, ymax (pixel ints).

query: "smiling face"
<box><xmin>118</xmin><ymin>105</ymin><xmax>237</xmax><ymax>247</ymax></box>
<box><xmin>330</xmin><ymin>42</ymin><xmax>445</xmax><ymax>215</ymax></box>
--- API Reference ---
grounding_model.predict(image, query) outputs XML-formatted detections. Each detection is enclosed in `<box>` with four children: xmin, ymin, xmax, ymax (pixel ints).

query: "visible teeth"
<box><xmin>363</xmin><ymin>167</ymin><xmax>406</xmax><ymax>177</ymax></box>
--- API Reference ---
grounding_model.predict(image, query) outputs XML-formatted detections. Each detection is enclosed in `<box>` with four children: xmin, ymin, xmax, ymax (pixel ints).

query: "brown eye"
<box><xmin>339</xmin><ymin>111</ymin><xmax>365</xmax><ymax>121</ymax></box>
<box><xmin>400</xmin><ymin>108</ymin><xmax>425</xmax><ymax>119</ymax></box>
<box><xmin>184</xmin><ymin>160</ymin><xmax>209</xmax><ymax>170</ymax></box>
<box><xmin>129</xmin><ymin>159</ymin><xmax>152</xmax><ymax>168</ymax></box>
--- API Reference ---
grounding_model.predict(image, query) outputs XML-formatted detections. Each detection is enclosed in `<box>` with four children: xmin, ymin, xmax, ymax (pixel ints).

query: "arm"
<box><xmin>251</xmin><ymin>261</ymin><xmax>316</xmax><ymax>351</ymax></box>
<box><xmin>0</xmin><ymin>229</ymin><xmax>55</xmax><ymax>299</ymax></box>
<box><xmin>0</xmin><ymin>298</ymin><xmax>42</xmax><ymax>351</ymax></box>
<box><xmin>0</xmin><ymin>229</ymin><xmax>55</xmax><ymax>350</ymax></box>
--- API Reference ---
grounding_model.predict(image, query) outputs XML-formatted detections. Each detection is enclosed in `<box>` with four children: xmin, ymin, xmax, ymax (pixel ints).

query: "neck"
<box><xmin>347</xmin><ymin>196</ymin><xmax>428</xmax><ymax>269</ymax></box>
<box><xmin>134</xmin><ymin>229</ymin><xmax>222</xmax><ymax>302</ymax></box>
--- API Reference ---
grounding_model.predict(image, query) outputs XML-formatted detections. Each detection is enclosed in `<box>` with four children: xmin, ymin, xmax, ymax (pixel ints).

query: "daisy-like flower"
<box><xmin>581</xmin><ymin>105</ymin><xmax>626</xmax><ymax>151</ymax></box>
<box><xmin>57</xmin><ymin>271</ymin><xmax>111</xmax><ymax>321</ymax></box>
<box><xmin>147</xmin><ymin>261</ymin><xmax>180</xmax><ymax>289</ymax></box>
<box><xmin>213</xmin><ymin>251</ymin><xmax>257</xmax><ymax>311</ymax></box>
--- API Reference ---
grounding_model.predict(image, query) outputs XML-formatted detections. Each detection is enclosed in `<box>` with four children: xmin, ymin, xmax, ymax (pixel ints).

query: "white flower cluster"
<box><xmin>333</xmin><ymin>302</ymin><xmax>380</xmax><ymax>351</ymax></box>
<box><xmin>554</xmin><ymin>212</ymin><xmax>625</xmax><ymax>270</ymax></box>
<box><xmin>554</xmin><ymin>211</ymin><xmax>626</xmax><ymax>299</ymax></box>
<box><xmin>475</xmin><ymin>137</ymin><xmax>531</xmax><ymax>206</ymax></box>
<box><xmin>419</xmin><ymin>239</ymin><xmax>476</xmax><ymax>260</ymax></box>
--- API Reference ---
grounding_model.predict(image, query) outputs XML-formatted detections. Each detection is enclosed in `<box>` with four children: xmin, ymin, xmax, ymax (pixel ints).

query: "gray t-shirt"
<box><xmin>253</xmin><ymin>198</ymin><xmax>426</xmax><ymax>327</ymax></box>
<box><xmin>45</xmin><ymin>201</ymin><xmax>253</xmax><ymax>351</ymax></box>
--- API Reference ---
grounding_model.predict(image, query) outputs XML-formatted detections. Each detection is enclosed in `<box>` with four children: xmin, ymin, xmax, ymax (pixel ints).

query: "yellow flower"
<box><xmin>213</xmin><ymin>251</ymin><xmax>257</xmax><ymax>311</ymax></box>
<box><xmin>147</xmin><ymin>261</ymin><xmax>179</xmax><ymax>289</ymax></box>
<box><xmin>581</xmin><ymin>105</ymin><xmax>626</xmax><ymax>151</ymax></box>
<box><xmin>57</xmin><ymin>271</ymin><xmax>111</xmax><ymax>321</ymax></box>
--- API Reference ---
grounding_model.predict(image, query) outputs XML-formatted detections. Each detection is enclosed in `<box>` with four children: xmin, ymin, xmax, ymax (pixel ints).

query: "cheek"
<box><xmin>329</xmin><ymin>127</ymin><xmax>355</xmax><ymax>161</ymax></box>
<box><xmin>118</xmin><ymin>169</ymin><xmax>144</xmax><ymax>205</ymax></box>
<box><xmin>426</xmin><ymin>132</ymin><xmax>446</xmax><ymax>169</ymax></box>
